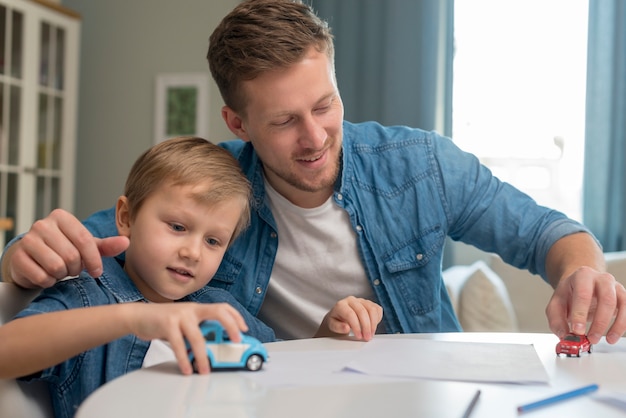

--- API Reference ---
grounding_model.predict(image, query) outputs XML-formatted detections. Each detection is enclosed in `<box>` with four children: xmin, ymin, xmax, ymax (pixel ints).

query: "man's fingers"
<box><xmin>566</xmin><ymin>276</ymin><xmax>595</xmax><ymax>335</ymax></box>
<box><xmin>353</xmin><ymin>300</ymin><xmax>375</xmax><ymax>339</ymax></box>
<box><xmin>340</xmin><ymin>297</ymin><xmax>383</xmax><ymax>341</ymax></box>
<box><xmin>546</xmin><ymin>269</ymin><xmax>626</xmax><ymax>344</ymax></box>
<box><xmin>586</xmin><ymin>275</ymin><xmax>618</xmax><ymax>343</ymax></box>
<box><xmin>18</xmin><ymin>209</ymin><xmax>102</xmax><ymax>279</ymax></box>
<box><xmin>17</xmin><ymin>233</ymin><xmax>75</xmax><ymax>283</ymax></box>
<box><xmin>545</xmin><ymin>295</ymin><xmax>570</xmax><ymax>340</ymax></box>
<box><xmin>96</xmin><ymin>236</ymin><xmax>130</xmax><ymax>258</ymax></box>
<box><xmin>360</xmin><ymin>301</ymin><xmax>383</xmax><ymax>340</ymax></box>
<box><xmin>368</xmin><ymin>302</ymin><xmax>383</xmax><ymax>332</ymax></box>
<box><xmin>604</xmin><ymin>283</ymin><xmax>626</xmax><ymax>344</ymax></box>
<box><xmin>82</xmin><ymin>236</ymin><xmax>130</xmax><ymax>277</ymax></box>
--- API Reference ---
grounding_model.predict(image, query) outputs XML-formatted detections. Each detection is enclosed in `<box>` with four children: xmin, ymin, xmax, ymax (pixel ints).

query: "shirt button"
<box><xmin>373</xmin><ymin>279</ymin><xmax>381</xmax><ymax>286</ymax></box>
<box><xmin>416</xmin><ymin>253</ymin><xmax>423</xmax><ymax>261</ymax></box>
<box><xmin>255</xmin><ymin>286</ymin><xmax>262</xmax><ymax>294</ymax></box>
<box><xmin>336</xmin><ymin>193</ymin><xmax>343</xmax><ymax>201</ymax></box>
<box><xmin>270</xmin><ymin>232</ymin><xmax>277</xmax><ymax>238</ymax></box>
<box><xmin>356</xmin><ymin>225</ymin><xmax>363</xmax><ymax>232</ymax></box>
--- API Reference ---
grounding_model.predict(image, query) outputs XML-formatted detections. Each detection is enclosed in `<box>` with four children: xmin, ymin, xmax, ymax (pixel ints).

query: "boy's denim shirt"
<box><xmin>15</xmin><ymin>256</ymin><xmax>275</xmax><ymax>418</ymax></box>
<box><xmin>48</xmin><ymin>121</ymin><xmax>590</xmax><ymax>335</ymax></box>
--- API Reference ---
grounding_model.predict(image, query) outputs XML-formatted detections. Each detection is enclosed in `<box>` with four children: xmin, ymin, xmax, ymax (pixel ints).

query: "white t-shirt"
<box><xmin>257</xmin><ymin>179</ymin><xmax>376</xmax><ymax>340</ymax></box>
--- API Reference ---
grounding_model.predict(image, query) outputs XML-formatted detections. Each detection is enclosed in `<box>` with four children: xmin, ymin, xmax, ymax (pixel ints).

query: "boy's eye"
<box><xmin>206</xmin><ymin>237</ymin><xmax>219</xmax><ymax>246</ymax></box>
<box><xmin>171</xmin><ymin>223</ymin><xmax>185</xmax><ymax>232</ymax></box>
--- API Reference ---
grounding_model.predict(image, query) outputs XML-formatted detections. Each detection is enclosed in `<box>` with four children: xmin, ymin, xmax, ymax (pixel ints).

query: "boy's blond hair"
<box><xmin>124</xmin><ymin>136</ymin><xmax>251</xmax><ymax>244</ymax></box>
<box><xmin>208</xmin><ymin>0</ymin><xmax>334</xmax><ymax>114</ymax></box>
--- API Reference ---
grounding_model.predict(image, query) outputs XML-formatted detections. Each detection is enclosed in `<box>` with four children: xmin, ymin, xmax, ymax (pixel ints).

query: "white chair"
<box><xmin>0</xmin><ymin>282</ymin><xmax>53</xmax><ymax>418</ymax></box>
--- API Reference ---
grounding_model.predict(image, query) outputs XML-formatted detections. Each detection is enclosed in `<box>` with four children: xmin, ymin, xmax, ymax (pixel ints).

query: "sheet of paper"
<box><xmin>343</xmin><ymin>339</ymin><xmax>549</xmax><ymax>384</ymax></box>
<box><xmin>244</xmin><ymin>350</ymin><xmax>411</xmax><ymax>388</ymax></box>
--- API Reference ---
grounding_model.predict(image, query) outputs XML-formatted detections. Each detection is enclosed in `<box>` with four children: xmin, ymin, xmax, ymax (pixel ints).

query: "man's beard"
<box><xmin>264</xmin><ymin>157</ymin><xmax>340</xmax><ymax>193</ymax></box>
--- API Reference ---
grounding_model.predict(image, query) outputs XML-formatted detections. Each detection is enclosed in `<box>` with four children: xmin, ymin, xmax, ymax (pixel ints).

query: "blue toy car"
<box><xmin>187</xmin><ymin>320</ymin><xmax>268</xmax><ymax>372</ymax></box>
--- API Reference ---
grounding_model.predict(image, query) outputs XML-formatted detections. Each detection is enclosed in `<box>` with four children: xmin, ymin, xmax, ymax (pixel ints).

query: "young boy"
<box><xmin>0</xmin><ymin>137</ymin><xmax>382</xmax><ymax>418</ymax></box>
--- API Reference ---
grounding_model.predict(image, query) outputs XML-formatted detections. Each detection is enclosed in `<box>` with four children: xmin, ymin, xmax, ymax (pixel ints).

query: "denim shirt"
<box><xmin>15</xmin><ymin>256</ymin><xmax>275</xmax><ymax>418</ymax></box>
<box><xmin>66</xmin><ymin>121</ymin><xmax>590</xmax><ymax>335</ymax></box>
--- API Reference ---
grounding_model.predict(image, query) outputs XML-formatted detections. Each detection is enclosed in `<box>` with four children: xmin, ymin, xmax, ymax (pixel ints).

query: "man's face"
<box><xmin>228</xmin><ymin>48</ymin><xmax>344</xmax><ymax>208</ymax></box>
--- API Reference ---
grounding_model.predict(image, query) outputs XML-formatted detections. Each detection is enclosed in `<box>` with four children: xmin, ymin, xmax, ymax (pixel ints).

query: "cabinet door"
<box><xmin>0</xmin><ymin>0</ymin><xmax>79</xmax><ymax>249</ymax></box>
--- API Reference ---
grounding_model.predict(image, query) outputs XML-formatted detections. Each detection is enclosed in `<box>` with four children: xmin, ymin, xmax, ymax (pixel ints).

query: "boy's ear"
<box><xmin>115</xmin><ymin>196</ymin><xmax>132</xmax><ymax>238</ymax></box>
<box><xmin>222</xmin><ymin>105</ymin><xmax>250</xmax><ymax>142</ymax></box>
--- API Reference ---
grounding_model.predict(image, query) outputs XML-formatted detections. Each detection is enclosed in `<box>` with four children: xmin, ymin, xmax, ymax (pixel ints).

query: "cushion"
<box><xmin>458</xmin><ymin>261</ymin><xmax>519</xmax><ymax>332</ymax></box>
<box><xmin>488</xmin><ymin>255</ymin><xmax>552</xmax><ymax>332</ymax></box>
<box><xmin>441</xmin><ymin>265</ymin><xmax>474</xmax><ymax>315</ymax></box>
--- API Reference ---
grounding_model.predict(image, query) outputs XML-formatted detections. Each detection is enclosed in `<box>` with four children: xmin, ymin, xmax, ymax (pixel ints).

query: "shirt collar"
<box><xmin>96</xmin><ymin>256</ymin><xmax>146</xmax><ymax>303</ymax></box>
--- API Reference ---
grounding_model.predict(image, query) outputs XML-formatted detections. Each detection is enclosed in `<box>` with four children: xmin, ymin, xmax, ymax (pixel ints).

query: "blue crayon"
<box><xmin>517</xmin><ymin>384</ymin><xmax>599</xmax><ymax>414</ymax></box>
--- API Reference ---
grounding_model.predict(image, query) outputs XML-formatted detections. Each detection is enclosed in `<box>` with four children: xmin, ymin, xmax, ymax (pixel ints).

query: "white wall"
<box><xmin>61</xmin><ymin>0</ymin><xmax>240</xmax><ymax>219</ymax></box>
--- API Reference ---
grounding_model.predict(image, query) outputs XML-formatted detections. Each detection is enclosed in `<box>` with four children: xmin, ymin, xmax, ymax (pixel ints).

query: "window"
<box><xmin>453</xmin><ymin>0</ymin><xmax>588</xmax><ymax>221</ymax></box>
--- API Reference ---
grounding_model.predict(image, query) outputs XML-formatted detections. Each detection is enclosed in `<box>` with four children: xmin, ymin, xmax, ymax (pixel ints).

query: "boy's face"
<box><xmin>116</xmin><ymin>183</ymin><xmax>243</xmax><ymax>303</ymax></box>
<box><xmin>222</xmin><ymin>47</ymin><xmax>344</xmax><ymax>208</ymax></box>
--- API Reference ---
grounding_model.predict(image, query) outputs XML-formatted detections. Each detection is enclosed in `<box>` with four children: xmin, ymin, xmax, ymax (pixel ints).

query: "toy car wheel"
<box><xmin>245</xmin><ymin>354</ymin><xmax>264</xmax><ymax>371</ymax></box>
<box><xmin>588</xmin><ymin>345</ymin><xmax>593</xmax><ymax>354</ymax></box>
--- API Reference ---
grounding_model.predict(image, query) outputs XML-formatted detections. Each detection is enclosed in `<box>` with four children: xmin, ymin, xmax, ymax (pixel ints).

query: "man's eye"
<box><xmin>272</xmin><ymin>118</ymin><xmax>292</xmax><ymax>126</ymax></box>
<box><xmin>315</xmin><ymin>105</ymin><xmax>330</xmax><ymax>113</ymax></box>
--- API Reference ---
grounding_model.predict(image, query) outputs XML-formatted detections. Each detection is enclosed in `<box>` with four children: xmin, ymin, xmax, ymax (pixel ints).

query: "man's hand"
<box><xmin>1</xmin><ymin>209</ymin><xmax>129</xmax><ymax>288</ymax></box>
<box><xmin>315</xmin><ymin>296</ymin><xmax>383</xmax><ymax>341</ymax></box>
<box><xmin>546</xmin><ymin>266</ymin><xmax>626</xmax><ymax>344</ymax></box>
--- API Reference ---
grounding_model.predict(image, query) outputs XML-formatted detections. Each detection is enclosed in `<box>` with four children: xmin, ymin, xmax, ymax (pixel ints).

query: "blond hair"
<box><xmin>124</xmin><ymin>136</ymin><xmax>251</xmax><ymax>244</ymax></box>
<box><xmin>208</xmin><ymin>0</ymin><xmax>334</xmax><ymax>114</ymax></box>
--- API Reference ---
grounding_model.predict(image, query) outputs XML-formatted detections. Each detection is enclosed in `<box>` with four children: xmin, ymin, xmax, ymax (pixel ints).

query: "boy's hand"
<box><xmin>125</xmin><ymin>302</ymin><xmax>248</xmax><ymax>375</ymax></box>
<box><xmin>315</xmin><ymin>296</ymin><xmax>382</xmax><ymax>341</ymax></box>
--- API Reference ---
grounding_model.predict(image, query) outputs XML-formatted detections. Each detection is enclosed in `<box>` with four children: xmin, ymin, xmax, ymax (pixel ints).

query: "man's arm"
<box><xmin>545</xmin><ymin>232</ymin><xmax>626</xmax><ymax>344</ymax></box>
<box><xmin>1</xmin><ymin>209</ymin><xmax>128</xmax><ymax>288</ymax></box>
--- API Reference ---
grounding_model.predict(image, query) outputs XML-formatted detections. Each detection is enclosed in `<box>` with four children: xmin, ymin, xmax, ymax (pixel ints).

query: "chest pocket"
<box><xmin>382</xmin><ymin>226</ymin><xmax>444</xmax><ymax>273</ymax></box>
<box><xmin>380</xmin><ymin>226</ymin><xmax>445</xmax><ymax>316</ymax></box>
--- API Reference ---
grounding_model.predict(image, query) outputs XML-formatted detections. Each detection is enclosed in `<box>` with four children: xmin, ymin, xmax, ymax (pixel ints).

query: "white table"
<box><xmin>76</xmin><ymin>333</ymin><xmax>626</xmax><ymax>418</ymax></box>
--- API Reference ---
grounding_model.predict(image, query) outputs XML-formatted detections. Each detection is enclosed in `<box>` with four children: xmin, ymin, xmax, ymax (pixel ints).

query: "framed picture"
<box><xmin>154</xmin><ymin>73</ymin><xmax>209</xmax><ymax>144</ymax></box>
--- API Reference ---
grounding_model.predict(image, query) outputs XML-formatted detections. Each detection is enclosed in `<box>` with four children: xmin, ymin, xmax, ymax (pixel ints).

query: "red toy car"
<box><xmin>555</xmin><ymin>333</ymin><xmax>593</xmax><ymax>357</ymax></box>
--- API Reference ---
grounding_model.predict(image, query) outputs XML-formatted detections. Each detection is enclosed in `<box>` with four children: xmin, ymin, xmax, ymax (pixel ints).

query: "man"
<box><xmin>2</xmin><ymin>0</ymin><xmax>625</xmax><ymax>343</ymax></box>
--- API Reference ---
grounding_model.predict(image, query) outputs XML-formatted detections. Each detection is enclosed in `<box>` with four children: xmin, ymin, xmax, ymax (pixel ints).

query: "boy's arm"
<box><xmin>315</xmin><ymin>296</ymin><xmax>382</xmax><ymax>341</ymax></box>
<box><xmin>0</xmin><ymin>301</ymin><xmax>248</xmax><ymax>379</ymax></box>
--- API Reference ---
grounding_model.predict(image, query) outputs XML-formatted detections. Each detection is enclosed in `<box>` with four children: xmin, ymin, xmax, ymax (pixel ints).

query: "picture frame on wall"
<box><xmin>154</xmin><ymin>73</ymin><xmax>209</xmax><ymax>144</ymax></box>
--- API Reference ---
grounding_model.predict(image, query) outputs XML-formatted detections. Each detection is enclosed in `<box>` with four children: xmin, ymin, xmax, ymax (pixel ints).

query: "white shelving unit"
<box><xmin>0</xmin><ymin>0</ymin><xmax>80</xmax><ymax>248</ymax></box>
